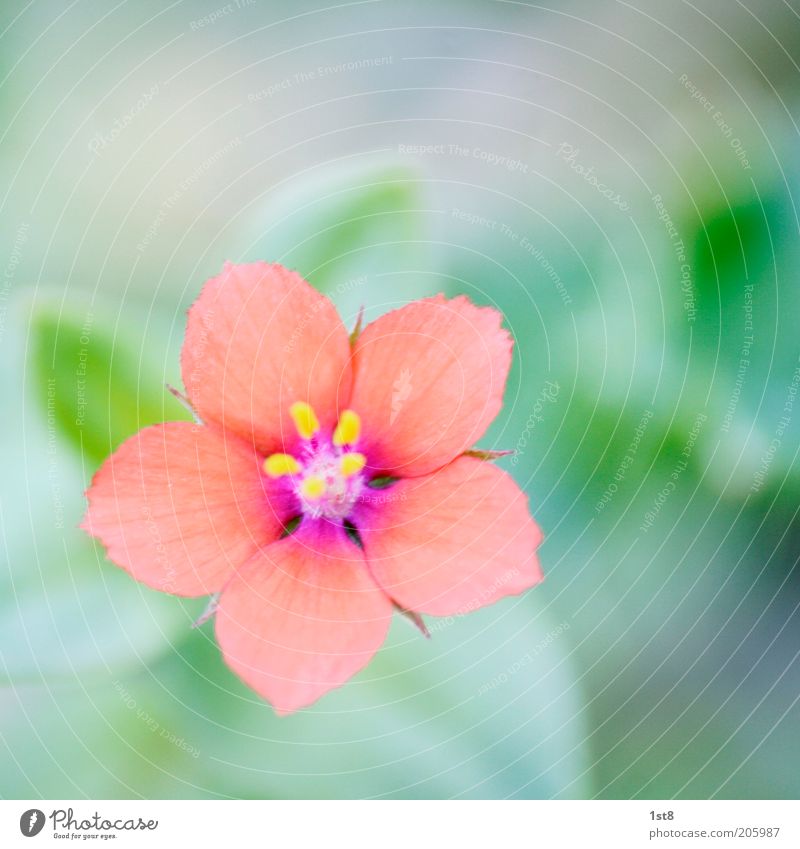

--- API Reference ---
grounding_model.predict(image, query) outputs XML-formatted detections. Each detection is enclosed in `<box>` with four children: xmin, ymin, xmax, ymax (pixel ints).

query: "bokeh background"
<box><xmin>2</xmin><ymin>0</ymin><xmax>800</xmax><ymax>799</ymax></box>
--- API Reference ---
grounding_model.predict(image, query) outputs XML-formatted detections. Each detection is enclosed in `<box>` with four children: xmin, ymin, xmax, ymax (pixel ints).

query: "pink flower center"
<box><xmin>263</xmin><ymin>403</ymin><xmax>367</xmax><ymax>522</ymax></box>
<box><xmin>293</xmin><ymin>442</ymin><xmax>366</xmax><ymax>520</ymax></box>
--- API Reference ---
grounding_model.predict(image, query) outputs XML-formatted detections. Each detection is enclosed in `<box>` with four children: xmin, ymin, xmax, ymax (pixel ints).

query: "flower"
<box><xmin>82</xmin><ymin>262</ymin><xmax>543</xmax><ymax>714</ymax></box>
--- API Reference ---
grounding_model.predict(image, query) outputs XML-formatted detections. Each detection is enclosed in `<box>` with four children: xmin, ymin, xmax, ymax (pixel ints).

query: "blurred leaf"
<box><xmin>238</xmin><ymin>158</ymin><xmax>423</xmax><ymax>286</ymax></box>
<box><xmin>692</xmin><ymin>196</ymin><xmax>776</xmax><ymax>309</ymax></box>
<box><xmin>0</xmin><ymin>675</ymin><xmax>203</xmax><ymax>798</ymax></box>
<box><xmin>233</xmin><ymin>157</ymin><xmax>438</xmax><ymax>324</ymax></box>
<box><xmin>29</xmin><ymin>293</ymin><xmax>187</xmax><ymax>468</ymax></box>
<box><xmin>133</xmin><ymin>594</ymin><xmax>593</xmax><ymax>800</ymax></box>
<box><xmin>0</xmin><ymin>537</ymin><xmax>199</xmax><ymax>686</ymax></box>
<box><xmin>1</xmin><ymin>591</ymin><xmax>591</xmax><ymax>799</ymax></box>
<box><xmin>0</xmin><ymin>292</ymin><xmax>195</xmax><ymax>686</ymax></box>
<box><xmin>688</xmin><ymin>189</ymin><xmax>800</xmax><ymax>498</ymax></box>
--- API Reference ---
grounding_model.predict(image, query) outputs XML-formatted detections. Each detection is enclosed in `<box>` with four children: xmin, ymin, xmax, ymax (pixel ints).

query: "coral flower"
<box><xmin>82</xmin><ymin>262</ymin><xmax>543</xmax><ymax>714</ymax></box>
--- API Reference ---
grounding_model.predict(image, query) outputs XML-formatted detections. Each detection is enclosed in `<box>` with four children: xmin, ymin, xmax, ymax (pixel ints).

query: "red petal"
<box><xmin>181</xmin><ymin>262</ymin><xmax>352</xmax><ymax>454</ymax></box>
<box><xmin>82</xmin><ymin>423</ymin><xmax>290</xmax><ymax>596</ymax></box>
<box><xmin>348</xmin><ymin>295</ymin><xmax>513</xmax><ymax>477</ymax></box>
<box><xmin>358</xmin><ymin>457</ymin><xmax>543</xmax><ymax>616</ymax></box>
<box><xmin>215</xmin><ymin>522</ymin><xmax>392</xmax><ymax>714</ymax></box>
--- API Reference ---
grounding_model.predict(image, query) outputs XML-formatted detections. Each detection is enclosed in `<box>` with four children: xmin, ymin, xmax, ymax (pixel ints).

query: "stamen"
<box><xmin>300</xmin><ymin>475</ymin><xmax>326</xmax><ymax>500</ymax></box>
<box><xmin>333</xmin><ymin>409</ymin><xmax>361</xmax><ymax>446</ymax></box>
<box><xmin>276</xmin><ymin>404</ymin><xmax>368</xmax><ymax>520</ymax></box>
<box><xmin>340</xmin><ymin>452</ymin><xmax>366</xmax><ymax>478</ymax></box>
<box><xmin>264</xmin><ymin>453</ymin><xmax>301</xmax><ymax>477</ymax></box>
<box><xmin>290</xmin><ymin>401</ymin><xmax>320</xmax><ymax>440</ymax></box>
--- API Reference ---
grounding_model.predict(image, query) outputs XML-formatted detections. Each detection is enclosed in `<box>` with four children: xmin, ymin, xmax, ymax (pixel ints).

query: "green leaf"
<box><xmin>29</xmin><ymin>293</ymin><xmax>188</xmax><ymax>468</ymax></box>
<box><xmin>0</xmin><ymin>292</ymin><xmax>196</xmax><ymax>686</ymax></box>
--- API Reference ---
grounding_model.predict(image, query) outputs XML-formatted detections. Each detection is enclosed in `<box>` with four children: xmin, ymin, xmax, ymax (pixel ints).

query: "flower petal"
<box><xmin>357</xmin><ymin>457</ymin><xmax>543</xmax><ymax>616</ymax></box>
<box><xmin>82</xmin><ymin>423</ymin><xmax>291</xmax><ymax>597</ymax></box>
<box><xmin>215</xmin><ymin>521</ymin><xmax>392</xmax><ymax>714</ymax></box>
<box><xmin>181</xmin><ymin>262</ymin><xmax>352</xmax><ymax>454</ymax></box>
<box><xmin>348</xmin><ymin>295</ymin><xmax>513</xmax><ymax>477</ymax></box>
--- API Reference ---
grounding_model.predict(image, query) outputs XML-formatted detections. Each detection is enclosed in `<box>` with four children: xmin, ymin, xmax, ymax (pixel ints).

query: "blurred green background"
<box><xmin>2</xmin><ymin>0</ymin><xmax>800</xmax><ymax>799</ymax></box>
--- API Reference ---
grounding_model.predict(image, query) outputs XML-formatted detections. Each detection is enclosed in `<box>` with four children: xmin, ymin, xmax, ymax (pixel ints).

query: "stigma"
<box><xmin>263</xmin><ymin>403</ymin><xmax>366</xmax><ymax>520</ymax></box>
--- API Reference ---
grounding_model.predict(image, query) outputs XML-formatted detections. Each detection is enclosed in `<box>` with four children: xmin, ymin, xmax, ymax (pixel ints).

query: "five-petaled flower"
<box><xmin>82</xmin><ymin>262</ymin><xmax>543</xmax><ymax>714</ymax></box>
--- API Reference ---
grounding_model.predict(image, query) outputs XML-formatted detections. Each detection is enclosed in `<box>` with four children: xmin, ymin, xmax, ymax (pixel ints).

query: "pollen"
<box><xmin>300</xmin><ymin>475</ymin><xmax>326</xmax><ymax>500</ymax></box>
<box><xmin>340</xmin><ymin>452</ymin><xmax>366</xmax><ymax>478</ymax></box>
<box><xmin>333</xmin><ymin>409</ymin><xmax>361</xmax><ymax>447</ymax></box>
<box><xmin>264</xmin><ymin>453</ymin><xmax>301</xmax><ymax>477</ymax></box>
<box><xmin>290</xmin><ymin>401</ymin><xmax>320</xmax><ymax>440</ymax></box>
<box><xmin>279</xmin><ymin>405</ymin><xmax>367</xmax><ymax>519</ymax></box>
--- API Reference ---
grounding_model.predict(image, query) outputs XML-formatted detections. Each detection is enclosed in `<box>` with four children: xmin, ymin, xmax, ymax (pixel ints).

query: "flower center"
<box><xmin>263</xmin><ymin>402</ymin><xmax>367</xmax><ymax>521</ymax></box>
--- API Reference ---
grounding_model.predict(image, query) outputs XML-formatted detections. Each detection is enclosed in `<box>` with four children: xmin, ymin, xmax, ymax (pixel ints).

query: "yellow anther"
<box><xmin>340</xmin><ymin>452</ymin><xmax>366</xmax><ymax>478</ymax></box>
<box><xmin>264</xmin><ymin>453</ymin><xmax>301</xmax><ymax>477</ymax></box>
<box><xmin>290</xmin><ymin>401</ymin><xmax>320</xmax><ymax>440</ymax></box>
<box><xmin>333</xmin><ymin>409</ymin><xmax>361</xmax><ymax>446</ymax></box>
<box><xmin>300</xmin><ymin>475</ymin><xmax>326</xmax><ymax>500</ymax></box>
